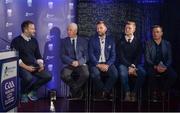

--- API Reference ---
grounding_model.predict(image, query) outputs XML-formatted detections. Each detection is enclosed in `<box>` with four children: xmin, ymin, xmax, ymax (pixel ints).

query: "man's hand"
<box><xmin>128</xmin><ymin>67</ymin><xmax>137</xmax><ymax>76</ymax></box>
<box><xmin>71</xmin><ymin>61</ymin><xmax>79</xmax><ymax>67</ymax></box>
<box><xmin>157</xmin><ymin>65</ymin><xmax>167</xmax><ymax>73</ymax></box>
<box><xmin>19</xmin><ymin>62</ymin><xmax>36</xmax><ymax>72</ymax></box>
<box><xmin>96</xmin><ymin>64</ymin><xmax>109</xmax><ymax>72</ymax></box>
<box><xmin>38</xmin><ymin>65</ymin><xmax>44</xmax><ymax>72</ymax></box>
<box><xmin>26</xmin><ymin>65</ymin><xmax>36</xmax><ymax>72</ymax></box>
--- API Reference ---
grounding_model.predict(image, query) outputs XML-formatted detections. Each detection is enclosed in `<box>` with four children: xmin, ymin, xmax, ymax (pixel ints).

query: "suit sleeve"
<box><xmin>164</xmin><ymin>42</ymin><xmax>172</xmax><ymax>67</ymax></box>
<box><xmin>78</xmin><ymin>38</ymin><xmax>88</xmax><ymax>65</ymax></box>
<box><xmin>106</xmin><ymin>39</ymin><xmax>116</xmax><ymax>66</ymax></box>
<box><xmin>60</xmin><ymin>39</ymin><xmax>74</xmax><ymax>65</ymax></box>
<box><xmin>134</xmin><ymin>40</ymin><xmax>143</xmax><ymax>66</ymax></box>
<box><xmin>145</xmin><ymin>41</ymin><xmax>154</xmax><ymax>67</ymax></box>
<box><xmin>88</xmin><ymin>38</ymin><xmax>98</xmax><ymax>66</ymax></box>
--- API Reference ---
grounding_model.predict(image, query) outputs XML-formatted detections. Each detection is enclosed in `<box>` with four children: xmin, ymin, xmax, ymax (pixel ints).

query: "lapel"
<box><xmin>161</xmin><ymin>40</ymin><xmax>166</xmax><ymax>59</ymax></box>
<box><xmin>95</xmin><ymin>36</ymin><xmax>101</xmax><ymax>54</ymax></box>
<box><xmin>105</xmin><ymin>36</ymin><xmax>109</xmax><ymax>57</ymax></box>
<box><xmin>67</xmin><ymin>37</ymin><xmax>73</xmax><ymax>52</ymax></box>
<box><xmin>76</xmin><ymin>37</ymin><xmax>80</xmax><ymax>54</ymax></box>
<box><xmin>151</xmin><ymin>40</ymin><xmax>156</xmax><ymax>61</ymax></box>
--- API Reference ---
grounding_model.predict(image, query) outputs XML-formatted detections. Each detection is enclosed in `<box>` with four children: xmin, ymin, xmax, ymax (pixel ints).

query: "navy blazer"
<box><xmin>60</xmin><ymin>37</ymin><xmax>88</xmax><ymax>67</ymax></box>
<box><xmin>145</xmin><ymin>39</ymin><xmax>172</xmax><ymax>67</ymax></box>
<box><xmin>88</xmin><ymin>35</ymin><xmax>116</xmax><ymax>66</ymax></box>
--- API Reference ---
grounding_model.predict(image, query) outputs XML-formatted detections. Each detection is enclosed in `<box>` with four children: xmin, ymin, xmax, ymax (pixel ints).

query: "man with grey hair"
<box><xmin>60</xmin><ymin>23</ymin><xmax>89</xmax><ymax>100</ymax></box>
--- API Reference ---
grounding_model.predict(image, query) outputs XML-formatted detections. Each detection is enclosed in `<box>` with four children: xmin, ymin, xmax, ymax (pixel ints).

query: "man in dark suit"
<box><xmin>89</xmin><ymin>21</ymin><xmax>118</xmax><ymax>100</ymax></box>
<box><xmin>60</xmin><ymin>23</ymin><xmax>89</xmax><ymax>99</ymax></box>
<box><xmin>145</xmin><ymin>25</ymin><xmax>177</xmax><ymax>101</ymax></box>
<box><xmin>11</xmin><ymin>20</ymin><xmax>52</xmax><ymax>103</ymax></box>
<box><xmin>116</xmin><ymin>21</ymin><xmax>146</xmax><ymax>102</ymax></box>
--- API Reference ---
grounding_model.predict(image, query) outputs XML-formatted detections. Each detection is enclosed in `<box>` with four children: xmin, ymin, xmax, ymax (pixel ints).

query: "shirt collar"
<box><xmin>125</xmin><ymin>35</ymin><xmax>134</xmax><ymax>42</ymax></box>
<box><xmin>21</xmin><ymin>33</ymin><xmax>31</xmax><ymax>41</ymax></box>
<box><xmin>98</xmin><ymin>35</ymin><xmax>106</xmax><ymax>40</ymax></box>
<box><xmin>70</xmin><ymin>36</ymin><xmax>77</xmax><ymax>41</ymax></box>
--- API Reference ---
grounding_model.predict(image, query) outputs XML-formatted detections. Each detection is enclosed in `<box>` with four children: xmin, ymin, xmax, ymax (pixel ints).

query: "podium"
<box><xmin>0</xmin><ymin>51</ymin><xmax>18</xmax><ymax>112</ymax></box>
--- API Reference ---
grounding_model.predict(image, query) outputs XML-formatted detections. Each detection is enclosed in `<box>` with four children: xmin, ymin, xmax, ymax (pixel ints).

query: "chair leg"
<box><xmin>112</xmin><ymin>88</ymin><xmax>116</xmax><ymax>112</ymax></box>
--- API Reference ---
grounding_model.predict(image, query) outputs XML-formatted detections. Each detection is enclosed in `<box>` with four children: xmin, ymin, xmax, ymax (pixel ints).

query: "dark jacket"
<box><xmin>145</xmin><ymin>39</ymin><xmax>172</xmax><ymax>68</ymax></box>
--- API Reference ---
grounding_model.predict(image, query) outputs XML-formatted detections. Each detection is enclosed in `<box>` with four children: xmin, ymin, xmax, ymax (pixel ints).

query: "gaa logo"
<box><xmin>5</xmin><ymin>81</ymin><xmax>15</xmax><ymax>90</ymax></box>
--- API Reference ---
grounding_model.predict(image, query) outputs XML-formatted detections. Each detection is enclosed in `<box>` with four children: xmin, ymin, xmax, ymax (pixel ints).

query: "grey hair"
<box><xmin>68</xmin><ymin>22</ymin><xmax>78</xmax><ymax>31</ymax></box>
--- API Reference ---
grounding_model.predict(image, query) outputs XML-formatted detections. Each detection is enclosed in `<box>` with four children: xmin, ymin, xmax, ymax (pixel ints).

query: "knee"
<box><xmin>118</xmin><ymin>65</ymin><xmax>128</xmax><ymax>76</ymax></box>
<box><xmin>91</xmin><ymin>72</ymin><xmax>100</xmax><ymax>80</ymax></box>
<box><xmin>60</xmin><ymin>69</ymin><xmax>69</xmax><ymax>81</ymax></box>
<box><xmin>23</xmin><ymin>75</ymin><xmax>33</xmax><ymax>83</ymax></box>
<box><xmin>90</xmin><ymin>67</ymin><xmax>100</xmax><ymax>79</ymax></box>
<box><xmin>83</xmin><ymin>70</ymin><xmax>90</xmax><ymax>79</ymax></box>
<box><xmin>137</xmin><ymin>66</ymin><xmax>147</xmax><ymax>77</ymax></box>
<box><xmin>60</xmin><ymin>73</ymin><xmax>67</xmax><ymax>81</ymax></box>
<box><xmin>109</xmin><ymin>68</ymin><xmax>118</xmax><ymax>79</ymax></box>
<box><xmin>45</xmin><ymin>73</ymin><xmax>52</xmax><ymax>81</ymax></box>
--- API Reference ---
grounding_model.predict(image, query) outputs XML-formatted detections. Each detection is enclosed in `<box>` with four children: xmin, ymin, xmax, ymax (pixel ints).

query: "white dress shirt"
<box><xmin>70</xmin><ymin>37</ymin><xmax>77</xmax><ymax>51</ymax></box>
<box><xmin>98</xmin><ymin>36</ymin><xmax>106</xmax><ymax>63</ymax></box>
<box><xmin>125</xmin><ymin>35</ymin><xmax>134</xmax><ymax>43</ymax></box>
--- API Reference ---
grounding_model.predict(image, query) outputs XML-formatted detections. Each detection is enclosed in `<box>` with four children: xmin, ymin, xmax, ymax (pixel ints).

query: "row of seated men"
<box><xmin>60</xmin><ymin>21</ymin><xmax>177</xmax><ymax>102</ymax></box>
<box><xmin>10</xmin><ymin>20</ymin><xmax>177</xmax><ymax>103</ymax></box>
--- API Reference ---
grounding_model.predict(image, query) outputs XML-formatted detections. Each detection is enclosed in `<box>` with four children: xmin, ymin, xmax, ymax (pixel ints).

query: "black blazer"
<box><xmin>145</xmin><ymin>39</ymin><xmax>172</xmax><ymax>67</ymax></box>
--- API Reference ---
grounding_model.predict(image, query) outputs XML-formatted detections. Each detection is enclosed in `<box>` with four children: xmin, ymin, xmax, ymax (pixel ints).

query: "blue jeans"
<box><xmin>118</xmin><ymin>64</ymin><xmax>146</xmax><ymax>93</ymax></box>
<box><xmin>90</xmin><ymin>64</ymin><xmax>118</xmax><ymax>93</ymax></box>
<box><xmin>19</xmin><ymin>67</ymin><xmax>52</xmax><ymax>94</ymax></box>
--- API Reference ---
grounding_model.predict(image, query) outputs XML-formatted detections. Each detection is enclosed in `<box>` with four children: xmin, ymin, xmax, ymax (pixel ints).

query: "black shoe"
<box><xmin>93</xmin><ymin>92</ymin><xmax>105</xmax><ymax>101</ymax></box>
<box><xmin>103</xmin><ymin>91</ymin><xmax>113</xmax><ymax>101</ymax></box>
<box><xmin>124</xmin><ymin>92</ymin><xmax>131</xmax><ymax>102</ymax></box>
<box><xmin>68</xmin><ymin>90</ymin><xmax>83</xmax><ymax>101</ymax></box>
<box><xmin>131</xmin><ymin>92</ymin><xmax>137</xmax><ymax>102</ymax></box>
<box><xmin>150</xmin><ymin>91</ymin><xmax>160</xmax><ymax>102</ymax></box>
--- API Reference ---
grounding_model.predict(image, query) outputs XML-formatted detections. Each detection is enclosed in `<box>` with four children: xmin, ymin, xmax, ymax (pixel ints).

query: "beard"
<box><xmin>98</xmin><ymin>32</ymin><xmax>105</xmax><ymax>37</ymax></box>
<box><xmin>29</xmin><ymin>33</ymin><xmax>35</xmax><ymax>37</ymax></box>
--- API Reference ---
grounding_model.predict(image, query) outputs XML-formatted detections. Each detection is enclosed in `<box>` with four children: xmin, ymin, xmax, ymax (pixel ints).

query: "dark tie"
<box><xmin>128</xmin><ymin>38</ymin><xmax>131</xmax><ymax>43</ymax></box>
<box><xmin>72</xmin><ymin>39</ymin><xmax>77</xmax><ymax>60</ymax></box>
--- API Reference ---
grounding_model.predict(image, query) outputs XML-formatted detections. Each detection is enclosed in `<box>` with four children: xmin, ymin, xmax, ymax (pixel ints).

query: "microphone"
<box><xmin>0</xmin><ymin>37</ymin><xmax>11</xmax><ymax>51</ymax></box>
<box><xmin>0</xmin><ymin>37</ymin><xmax>11</xmax><ymax>44</ymax></box>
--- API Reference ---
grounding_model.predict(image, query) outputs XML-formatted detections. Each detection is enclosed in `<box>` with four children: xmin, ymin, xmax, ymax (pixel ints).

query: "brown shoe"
<box><xmin>124</xmin><ymin>92</ymin><xmax>131</xmax><ymax>102</ymax></box>
<box><xmin>131</xmin><ymin>92</ymin><xmax>136</xmax><ymax>102</ymax></box>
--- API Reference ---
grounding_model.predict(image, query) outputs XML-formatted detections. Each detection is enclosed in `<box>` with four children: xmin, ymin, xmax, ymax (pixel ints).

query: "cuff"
<box><xmin>37</xmin><ymin>59</ymin><xmax>44</xmax><ymax>65</ymax></box>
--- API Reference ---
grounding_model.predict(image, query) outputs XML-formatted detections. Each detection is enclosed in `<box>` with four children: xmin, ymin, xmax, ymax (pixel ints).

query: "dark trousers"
<box><xmin>61</xmin><ymin>65</ymin><xmax>89</xmax><ymax>95</ymax></box>
<box><xmin>118</xmin><ymin>64</ymin><xmax>146</xmax><ymax>93</ymax></box>
<box><xmin>19</xmin><ymin>67</ymin><xmax>52</xmax><ymax>94</ymax></box>
<box><xmin>147</xmin><ymin>67</ymin><xmax>177</xmax><ymax>92</ymax></box>
<box><xmin>90</xmin><ymin>64</ymin><xmax>118</xmax><ymax>93</ymax></box>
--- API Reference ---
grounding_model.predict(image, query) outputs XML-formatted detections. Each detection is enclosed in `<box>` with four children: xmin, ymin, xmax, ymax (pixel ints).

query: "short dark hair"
<box><xmin>152</xmin><ymin>25</ymin><xmax>163</xmax><ymax>31</ymax></box>
<box><xmin>125</xmin><ymin>20</ymin><xmax>136</xmax><ymax>27</ymax></box>
<box><xmin>96</xmin><ymin>20</ymin><xmax>107</xmax><ymax>26</ymax></box>
<box><xmin>21</xmin><ymin>20</ymin><xmax>34</xmax><ymax>32</ymax></box>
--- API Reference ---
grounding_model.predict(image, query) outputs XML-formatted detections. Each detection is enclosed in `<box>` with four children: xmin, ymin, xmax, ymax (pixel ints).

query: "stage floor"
<box><xmin>18</xmin><ymin>95</ymin><xmax>180</xmax><ymax>112</ymax></box>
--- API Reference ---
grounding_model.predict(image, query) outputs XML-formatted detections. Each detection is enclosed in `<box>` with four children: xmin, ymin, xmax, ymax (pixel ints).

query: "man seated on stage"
<box><xmin>145</xmin><ymin>25</ymin><xmax>177</xmax><ymax>102</ymax></box>
<box><xmin>116</xmin><ymin>21</ymin><xmax>146</xmax><ymax>102</ymax></box>
<box><xmin>89</xmin><ymin>21</ymin><xmax>118</xmax><ymax>100</ymax></box>
<box><xmin>60</xmin><ymin>23</ymin><xmax>89</xmax><ymax>100</ymax></box>
<box><xmin>11</xmin><ymin>20</ymin><xmax>52</xmax><ymax>103</ymax></box>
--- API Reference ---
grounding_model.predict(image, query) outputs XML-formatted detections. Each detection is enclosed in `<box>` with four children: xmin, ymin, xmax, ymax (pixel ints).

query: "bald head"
<box><xmin>67</xmin><ymin>23</ymin><xmax>78</xmax><ymax>38</ymax></box>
